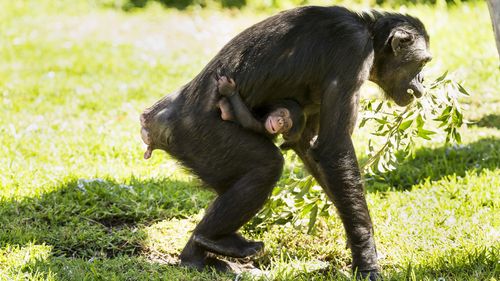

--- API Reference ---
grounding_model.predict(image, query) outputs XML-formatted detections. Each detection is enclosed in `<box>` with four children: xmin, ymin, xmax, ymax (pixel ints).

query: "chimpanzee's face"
<box><xmin>264</xmin><ymin>108</ymin><xmax>293</xmax><ymax>134</ymax></box>
<box><xmin>371</xmin><ymin>27</ymin><xmax>432</xmax><ymax>106</ymax></box>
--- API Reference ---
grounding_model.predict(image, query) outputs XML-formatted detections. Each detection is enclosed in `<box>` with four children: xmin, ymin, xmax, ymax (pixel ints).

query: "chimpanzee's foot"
<box><xmin>180</xmin><ymin>256</ymin><xmax>232</xmax><ymax>272</ymax></box>
<box><xmin>180</xmin><ymin>238</ymin><xmax>233</xmax><ymax>272</ymax></box>
<box><xmin>179</xmin><ymin>237</ymin><xmax>207</xmax><ymax>270</ymax></box>
<box><xmin>193</xmin><ymin>232</ymin><xmax>264</xmax><ymax>258</ymax></box>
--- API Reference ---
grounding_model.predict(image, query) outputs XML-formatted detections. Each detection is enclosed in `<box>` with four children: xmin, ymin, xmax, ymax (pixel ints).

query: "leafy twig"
<box><xmin>253</xmin><ymin>71</ymin><xmax>469</xmax><ymax>233</ymax></box>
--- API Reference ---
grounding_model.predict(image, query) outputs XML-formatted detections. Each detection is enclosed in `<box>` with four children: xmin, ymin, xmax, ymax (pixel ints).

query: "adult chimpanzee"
<box><xmin>140</xmin><ymin>6</ymin><xmax>431</xmax><ymax>280</ymax></box>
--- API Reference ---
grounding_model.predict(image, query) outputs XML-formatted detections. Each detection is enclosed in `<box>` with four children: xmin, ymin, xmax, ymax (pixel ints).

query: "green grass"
<box><xmin>0</xmin><ymin>1</ymin><xmax>499</xmax><ymax>280</ymax></box>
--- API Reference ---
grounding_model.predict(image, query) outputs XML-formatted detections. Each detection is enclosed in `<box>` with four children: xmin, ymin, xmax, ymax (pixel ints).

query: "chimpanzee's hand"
<box><xmin>217</xmin><ymin>76</ymin><xmax>236</xmax><ymax>97</ymax></box>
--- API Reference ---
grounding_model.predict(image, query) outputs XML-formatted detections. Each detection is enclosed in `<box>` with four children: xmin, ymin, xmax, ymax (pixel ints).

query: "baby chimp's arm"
<box><xmin>218</xmin><ymin>76</ymin><xmax>264</xmax><ymax>133</ymax></box>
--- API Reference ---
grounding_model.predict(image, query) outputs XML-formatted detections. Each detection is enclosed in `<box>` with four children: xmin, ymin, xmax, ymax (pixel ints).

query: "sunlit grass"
<box><xmin>0</xmin><ymin>0</ymin><xmax>498</xmax><ymax>280</ymax></box>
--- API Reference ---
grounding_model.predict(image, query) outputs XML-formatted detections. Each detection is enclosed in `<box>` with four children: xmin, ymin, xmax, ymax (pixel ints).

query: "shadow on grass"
<box><xmin>365</xmin><ymin>137</ymin><xmax>500</xmax><ymax>192</ymax></box>
<box><xmin>21</xmin><ymin>255</ymin><xmax>228</xmax><ymax>281</ymax></box>
<box><xmin>0</xmin><ymin>177</ymin><xmax>212</xmax><ymax>259</ymax></box>
<box><xmin>18</xmin><ymin>243</ymin><xmax>498</xmax><ymax>280</ymax></box>
<box><xmin>0</xmin><ymin>177</ymin><xmax>239</xmax><ymax>279</ymax></box>
<box><xmin>285</xmin><ymin>245</ymin><xmax>499</xmax><ymax>281</ymax></box>
<box><xmin>473</xmin><ymin>113</ymin><xmax>500</xmax><ymax>130</ymax></box>
<box><xmin>382</xmin><ymin>246</ymin><xmax>500</xmax><ymax>281</ymax></box>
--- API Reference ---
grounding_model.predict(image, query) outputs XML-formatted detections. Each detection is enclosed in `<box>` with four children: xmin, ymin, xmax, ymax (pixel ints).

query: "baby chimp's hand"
<box><xmin>217</xmin><ymin>76</ymin><xmax>236</xmax><ymax>97</ymax></box>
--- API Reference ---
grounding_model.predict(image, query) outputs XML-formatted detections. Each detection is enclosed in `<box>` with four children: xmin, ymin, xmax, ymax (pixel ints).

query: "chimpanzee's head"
<box><xmin>369</xmin><ymin>14</ymin><xmax>432</xmax><ymax>106</ymax></box>
<box><xmin>263</xmin><ymin>99</ymin><xmax>305</xmax><ymax>140</ymax></box>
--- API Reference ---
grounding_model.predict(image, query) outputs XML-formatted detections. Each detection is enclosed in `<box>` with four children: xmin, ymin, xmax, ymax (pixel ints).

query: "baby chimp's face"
<box><xmin>264</xmin><ymin>108</ymin><xmax>292</xmax><ymax>135</ymax></box>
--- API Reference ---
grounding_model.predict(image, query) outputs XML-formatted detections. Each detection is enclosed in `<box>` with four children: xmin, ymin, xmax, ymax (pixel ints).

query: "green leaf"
<box><xmin>374</xmin><ymin>118</ymin><xmax>388</xmax><ymax>125</ymax></box>
<box><xmin>300</xmin><ymin>203</ymin><xmax>315</xmax><ymax>217</ymax></box>
<box><xmin>434</xmin><ymin>107</ymin><xmax>451</xmax><ymax>122</ymax></box>
<box><xmin>399</xmin><ymin>119</ymin><xmax>413</xmax><ymax>131</ymax></box>
<box><xmin>452</xmin><ymin>109</ymin><xmax>463</xmax><ymax>126</ymax></box>
<box><xmin>416</xmin><ymin>114</ymin><xmax>424</xmax><ymax>129</ymax></box>
<box><xmin>435</xmin><ymin>71</ymin><xmax>449</xmax><ymax>83</ymax></box>
<box><xmin>456</xmin><ymin>82</ymin><xmax>470</xmax><ymax>96</ymax></box>
<box><xmin>454</xmin><ymin>131</ymin><xmax>462</xmax><ymax>143</ymax></box>
<box><xmin>359</xmin><ymin>118</ymin><xmax>368</xmax><ymax>128</ymax></box>
<box><xmin>376</xmin><ymin>157</ymin><xmax>385</xmax><ymax>173</ymax></box>
<box><xmin>307</xmin><ymin>205</ymin><xmax>318</xmax><ymax>234</ymax></box>
<box><xmin>296</xmin><ymin>177</ymin><xmax>312</xmax><ymax>198</ymax></box>
<box><xmin>366</xmin><ymin>100</ymin><xmax>373</xmax><ymax>111</ymax></box>
<box><xmin>417</xmin><ymin>128</ymin><xmax>436</xmax><ymax>140</ymax></box>
<box><xmin>430</xmin><ymin>71</ymin><xmax>449</xmax><ymax>89</ymax></box>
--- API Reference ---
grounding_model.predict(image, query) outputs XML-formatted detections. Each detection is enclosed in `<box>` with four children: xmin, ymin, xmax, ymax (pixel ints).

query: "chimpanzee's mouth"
<box><xmin>269</xmin><ymin>119</ymin><xmax>277</xmax><ymax>133</ymax></box>
<box><xmin>409</xmin><ymin>73</ymin><xmax>425</xmax><ymax>98</ymax></box>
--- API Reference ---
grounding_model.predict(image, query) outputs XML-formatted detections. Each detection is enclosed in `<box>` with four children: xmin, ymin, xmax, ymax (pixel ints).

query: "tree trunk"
<box><xmin>487</xmin><ymin>0</ymin><xmax>500</xmax><ymax>59</ymax></box>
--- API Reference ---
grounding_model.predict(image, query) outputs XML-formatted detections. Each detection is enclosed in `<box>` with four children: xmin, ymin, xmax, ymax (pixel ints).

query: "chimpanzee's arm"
<box><xmin>307</xmin><ymin>80</ymin><xmax>379</xmax><ymax>276</ymax></box>
<box><xmin>225</xmin><ymin>91</ymin><xmax>265</xmax><ymax>133</ymax></box>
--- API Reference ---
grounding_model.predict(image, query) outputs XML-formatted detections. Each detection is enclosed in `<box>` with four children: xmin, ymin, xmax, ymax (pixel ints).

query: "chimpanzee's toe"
<box><xmin>179</xmin><ymin>258</ymin><xmax>205</xmax><ymax>271</ymax></box>
<box><xmin>241</xmin><ymin>241</ymin><xmax>264</xmax><ymax>257</ymax></box>
<box><xmin>205</xmin><ymin>256</ymin><xmax>232</xmax><ymax>272</ymax></box>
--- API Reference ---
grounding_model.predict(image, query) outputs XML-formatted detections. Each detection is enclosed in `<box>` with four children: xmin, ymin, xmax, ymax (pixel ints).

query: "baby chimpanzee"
<box><xmin>217</xmin><ymin>76</ymin><xmax>305</xmax><ymax>145</ymax></box>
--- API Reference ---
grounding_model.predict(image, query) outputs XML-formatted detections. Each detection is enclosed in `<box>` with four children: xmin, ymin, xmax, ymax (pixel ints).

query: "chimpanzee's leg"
<box><xmin>189</xmin><ymin>162</ymin><xmax>281</xmax><ymax>258</ymax></box>
<box><xmin>180</xmin><ymin>163</ymin><xmax>283</xmax><ymax>266</ymax></box>
<box><xmin>174</xmin><ymin>119</ymin><xmax>284</xmax><ymax>269</ymax></box>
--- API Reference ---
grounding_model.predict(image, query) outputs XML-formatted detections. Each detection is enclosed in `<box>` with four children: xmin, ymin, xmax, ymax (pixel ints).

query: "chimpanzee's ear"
<box><xmin>390</xmin><ymin>29</ymin><xmax>413</xmax><ymax>56</ymax></box>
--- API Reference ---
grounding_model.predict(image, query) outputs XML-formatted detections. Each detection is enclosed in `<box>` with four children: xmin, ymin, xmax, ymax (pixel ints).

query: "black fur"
<box><xmin>141</xmin><ymin>6</ymin><xmax>431</xmax><ymax>280</ymax></box>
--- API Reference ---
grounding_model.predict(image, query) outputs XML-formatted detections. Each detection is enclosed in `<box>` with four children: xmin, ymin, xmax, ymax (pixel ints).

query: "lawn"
<box><xmin>0</xmin><ymin>1</ymin><xmax>498</xmax><ymax>280</ymax></box>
